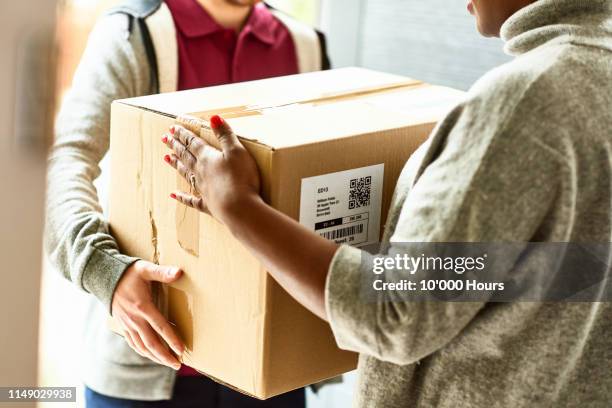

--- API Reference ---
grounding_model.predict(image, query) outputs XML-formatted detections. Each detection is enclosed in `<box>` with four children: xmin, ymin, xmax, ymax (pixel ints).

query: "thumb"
<box><xmin>210</xmin><ymin>114</ymin><xmax>239</xmax><ymax>153</ymax></box>
<box><xmin>140</xmin><ymin>263</ymin><xmax>183</xmax><ymax>283</ymax></box>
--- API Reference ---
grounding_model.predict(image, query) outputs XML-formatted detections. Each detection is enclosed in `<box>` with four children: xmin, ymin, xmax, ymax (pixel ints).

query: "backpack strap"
<box><xmin>315</xmin><ymin>29</ymin><xmax>331</xmax><ymax>70</ymax></box>
<box><xmin>107</xmin><ymin>0</ymin><xmax>163</xmax><ymax>19</ymax></box>
<box><xmin>144</xmin><ymin>3</ymin><xmax>178</xmax><ymax>93</ymax></box>
<box><xmin>106</xmin><ymin>0</ymin><xmax>168</xmax><ymax>94</ymax></box>
<box><xmin>264</xmin><ymin>3</ymin><xmax>332</xmax><ymax>72</ymax></box>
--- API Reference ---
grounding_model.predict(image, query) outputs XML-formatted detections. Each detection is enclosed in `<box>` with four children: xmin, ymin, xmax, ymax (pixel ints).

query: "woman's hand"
<box><xmin>162</xmin><ymin>114</ymin><xmax>337</xmax><ymax>320</ymax></box>
<box><xmin>112</xmin><ymin>260</ymin><xmax>185</xmax><ymax>369</ymax></box>
<box><xmin>162</xmin><ymin>115</ymin><xmax>261</xmax><ymax>223</ymax></box>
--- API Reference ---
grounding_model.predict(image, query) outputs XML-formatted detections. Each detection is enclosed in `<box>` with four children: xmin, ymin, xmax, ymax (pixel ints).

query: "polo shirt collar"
<box><xmin>245</xmin><ymin>3</ymin><xmax>278</xmax><ymax>45</ymax></box>
<box><xmin>169</xmin><ymin>0</ymin><xmax>279</xmax><ymax>45</ymax></box>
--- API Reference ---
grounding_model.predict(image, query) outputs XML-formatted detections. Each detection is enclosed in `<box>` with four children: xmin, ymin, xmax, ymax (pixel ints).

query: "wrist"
<box><xmin>84</xmin><ymin>251</ymin><xmax>139</xmax><ymax>316</ymax></box>
<box><xmin>220</xmin><ymin>191</ymin><xmax>265</xmax><ymax>233</ymax></box>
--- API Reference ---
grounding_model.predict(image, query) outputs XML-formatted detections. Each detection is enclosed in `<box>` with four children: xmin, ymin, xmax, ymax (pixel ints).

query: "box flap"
<box><xmin>114</xmin><ymin>68</ymin><xmax>467</xmax><ymax>149</ymax></box>
<box><xmin>116</xmin><ymin>67</ymin><xmax>413</xmax><ymax>116</ymax></box>
<box><xmin>222</xmin><ymin>85</ymin><xmax>464</xmax><ymax>149</ymax></box>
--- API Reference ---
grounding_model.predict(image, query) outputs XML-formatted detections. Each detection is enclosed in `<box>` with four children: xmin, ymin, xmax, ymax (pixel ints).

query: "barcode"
<box><xmin>320</xmin><ymin>224</ymin><xmax>364</xmax><ymax>240</ymax></box>
<box><xmin>349</xmin><ymin>176</ymin><xmax>372</xmax><ymax>209</ymax></box>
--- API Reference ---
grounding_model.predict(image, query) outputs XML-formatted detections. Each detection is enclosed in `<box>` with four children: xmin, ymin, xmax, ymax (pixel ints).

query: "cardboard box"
<box><xmin>109</xmin><ymin>68</ymin><xmax>464</xmax><ymax>398</ymax></box>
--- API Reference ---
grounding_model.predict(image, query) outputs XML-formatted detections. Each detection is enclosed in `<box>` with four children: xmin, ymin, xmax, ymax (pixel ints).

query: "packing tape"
<box><xmin>190</xmin><ymin>79</ymin><xmax>424</xmax><ymax>121</ymax></box>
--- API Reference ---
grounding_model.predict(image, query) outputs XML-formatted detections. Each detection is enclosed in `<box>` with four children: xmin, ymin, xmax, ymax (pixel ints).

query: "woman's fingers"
<box><xmin>171</xmin><ymin>125</ymin><xmax>205</xmax><ymax>156</ymax></box>
<box><xmin>164</xmin><ymin>154</ymin><xmax>192</xmax><ymax>180</ymax></box>
<box><xmin>165</xmin><ymin>154</ymin><xmax>201</xmax><ymax>194</ymax></box>
<box><xmin>210</xmin><ymin>115</ymin><xmax>240</xmax><ymax>153</ymax></box>
<box><xmin>171</xmin><ymin>191</ymin><xmax>209</xmax><ymax>214</ymax></box>
<box><xmin>161</xmin><ymin>117</ymin><xmax>250</xmax><ymax>218</ymax></box>
<box><xmin>164</xmin><ymin>118</ymin><xmax>239</xmax><ymax>158</ymax></box>
<box><xmin>163</xmin><ymin>133</ymin><xmax>195</xmax><ymax>169</ymax></box>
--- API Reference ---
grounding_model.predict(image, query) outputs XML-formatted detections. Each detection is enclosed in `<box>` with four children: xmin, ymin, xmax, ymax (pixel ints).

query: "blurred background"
<box><xmin>3</xmin><ymin>0</ymin><xmax>510</xmax><ymax>407</ymax></box>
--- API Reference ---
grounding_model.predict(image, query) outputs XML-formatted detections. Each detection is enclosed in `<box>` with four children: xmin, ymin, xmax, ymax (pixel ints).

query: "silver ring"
<box><xmin>184</xmin><ymin>134</ymin><xmax>194</xmax><ymax>152</ymax></box>
<box><xmin>189</xmin><ymin>173</ymin><xmax>197</xmax><ymax>191</ymax></box>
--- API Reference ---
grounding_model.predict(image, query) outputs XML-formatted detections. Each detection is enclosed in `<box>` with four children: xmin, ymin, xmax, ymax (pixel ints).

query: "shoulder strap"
<box><xmin>315</xmin><ymin>29</ymin><xmax>331</xmax><ymax>70</ymax></box>
<box><xmin>106</xmin><ymin>0</ymin><xmax>164</xmax><ymax>93</ymax></box>
<box><xmin>145</xmin><ymin>3</ymin><xmax>178</xmax><ymax>93</ymax></box>
<box><xmin>107</xmin><ymin>0</ymin><xmax>163</xmax><ymax>19</ymax></box>
<box><xmin>264</xmin><ymin>3</ymin><xmax>331</xmax><ymax>72</ymax></box>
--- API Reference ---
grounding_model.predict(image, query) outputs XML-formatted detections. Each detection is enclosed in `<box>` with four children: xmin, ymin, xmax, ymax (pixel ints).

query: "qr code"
<box><xmin>349</xmin><ymin>176</ymin><xmax>371</xmax><ymax>209</ymax></box>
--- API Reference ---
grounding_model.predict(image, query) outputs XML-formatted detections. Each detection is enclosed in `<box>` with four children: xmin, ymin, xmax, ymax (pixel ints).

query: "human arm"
<box><xmin>162</xmin><ymin>118</ymin><xmax>338</xmax><ymax>319</ymax></box>
<box><xmin>45</xmin><ymin>15</ymin><xmax>183</xmax><ymax>368</ymax></box>
<box><xmin>163</xmin><ymin>107</ymin><xmax>560</xmax><ymax>364</ymax></box>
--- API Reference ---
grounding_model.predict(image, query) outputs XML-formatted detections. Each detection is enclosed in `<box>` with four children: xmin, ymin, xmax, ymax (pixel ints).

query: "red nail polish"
<box><xmin>170</xmin><ymin>126</ymin><xmax>176</xmax><ymax>135</ymax></box>
<box><xmin>164</xmin><ymin>154</ymin><xmax>171</xmax><ymax>163</ymax></box>
<box><xmin>170</xmin><ymin>193</ymin><xmax>177</xmax><ymax>199</ymax></box>
<box><xmin>210</xmin><ymin>115</ymin><xmax>224</xmax><ymax>129</ymax></box>
<box><xmin>162</xmin><ymin>135</ymin><xmax>168</xmax><ymax>143</ymax></box>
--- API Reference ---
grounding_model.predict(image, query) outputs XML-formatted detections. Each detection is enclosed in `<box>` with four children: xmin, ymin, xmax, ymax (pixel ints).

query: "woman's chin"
<box><xmin>476</xmin><ymin>22</ymin><xmax>499</xmax><ymax>38</ymax></box>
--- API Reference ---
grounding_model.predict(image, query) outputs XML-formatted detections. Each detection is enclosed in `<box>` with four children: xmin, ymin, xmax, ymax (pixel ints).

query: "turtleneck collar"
<box><xmin>501</xmin><ymin>0</ymin><xmax>612</xmax><ymax>56</ymax></box>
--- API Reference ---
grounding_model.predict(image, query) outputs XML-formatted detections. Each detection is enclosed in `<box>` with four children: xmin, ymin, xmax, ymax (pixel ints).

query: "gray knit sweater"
<box><xmin>326</xmin><ymin>0</ymin><xmax>612</xmax><ymax>407</ymax></box>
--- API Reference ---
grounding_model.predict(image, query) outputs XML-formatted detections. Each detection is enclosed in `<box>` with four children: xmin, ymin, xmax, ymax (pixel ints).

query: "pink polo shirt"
<box><xmin>163</xmin><ymin>0</ymin><xmax>299</xmax><ymax>376</ymax></box>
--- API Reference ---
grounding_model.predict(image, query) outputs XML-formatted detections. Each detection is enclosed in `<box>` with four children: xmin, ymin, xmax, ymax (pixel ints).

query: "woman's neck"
<box><xmin>197</xmin><ymin>0</ymin><xmax>254</xmax><ymax>32</ymax></box>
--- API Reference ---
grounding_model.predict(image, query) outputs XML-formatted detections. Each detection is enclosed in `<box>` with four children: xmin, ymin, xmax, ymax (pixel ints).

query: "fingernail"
<box><xmin>162</xmin><ymin>135</ymin><xmax>168</xmax><ymax>143</ymax></box>
<box><xmin>210</xmin><ymin>115</ymin><xmax>224</xmax><ymax>129</ymax></box>
<box><xmin>170</xmin><ymin>193</ymin><xmax>177</xmax><ymax>199</ymax></box>
<box><xmin>170</xmin><ymin>126</ymin><xmax>176</xmax><ymax>135</ymax></box>
<box><xmin>164</xmin><ymin>154</ymin><xmax>172</xmax><ymax>164</ymax></box>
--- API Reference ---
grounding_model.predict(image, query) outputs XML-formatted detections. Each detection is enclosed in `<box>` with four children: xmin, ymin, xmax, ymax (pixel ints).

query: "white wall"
<box><xmin>322</xmin><ymin>0</ymin><xmax>511</xmax><ymax>90</ymax></box>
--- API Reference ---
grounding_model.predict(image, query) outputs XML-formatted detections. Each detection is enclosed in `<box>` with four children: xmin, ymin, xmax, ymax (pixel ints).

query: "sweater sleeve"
<box><xmin>44</xmin><ymin>14</ymin><xmax>152</xmax><ymax>313</ymax></box>
<box><xmin>325</xmin><ymin>94</ymin><xmax>563</xmax><ymax>365</ymax></box>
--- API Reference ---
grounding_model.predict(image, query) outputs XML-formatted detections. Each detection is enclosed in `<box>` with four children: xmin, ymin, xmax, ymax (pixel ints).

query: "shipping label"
<box><xmin>299</xmin><ymin>164</ymin><xmax>384</xmax><ymax>247</ymax></box>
